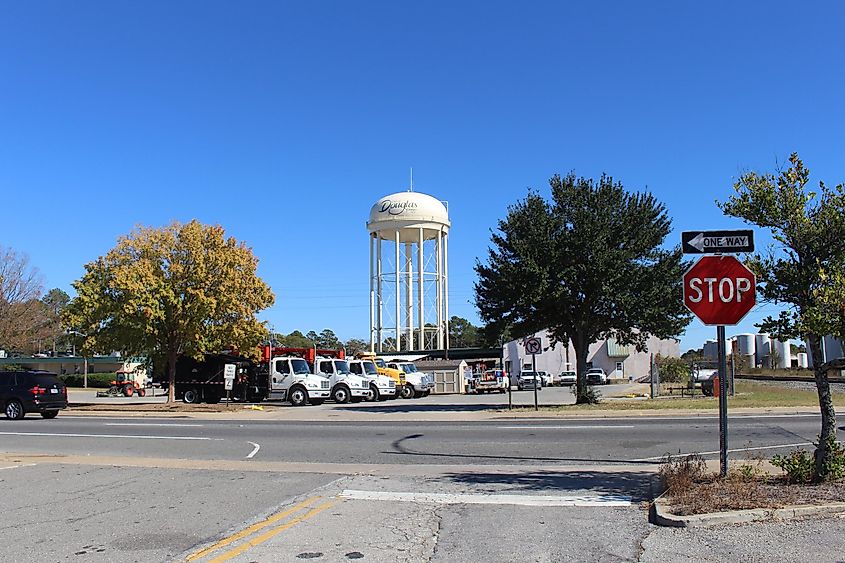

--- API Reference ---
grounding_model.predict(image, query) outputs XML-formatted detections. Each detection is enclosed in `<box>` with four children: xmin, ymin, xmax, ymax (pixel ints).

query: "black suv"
<box><xmin>0</xmin><ymin>371</ymin><xmax>68</xmax><ymax>419</ymax></box>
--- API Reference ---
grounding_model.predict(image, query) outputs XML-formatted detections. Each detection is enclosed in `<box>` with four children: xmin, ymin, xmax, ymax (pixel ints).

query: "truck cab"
<box><xmin>348</xmin><ymin>358</ymin><xmax>397</xmax><ymax>401</ymax></box>
<box><xmin>386</xmin><ymin>361</ymin><xmax>435</xmax><ymax>399</ymax></box>
<box><xmin>313</xmin><ymin>357</ymin><xmax>372</xmax><ymax>404</ymax></box>
<box><xmin>264</xmin><ymin>356</ymin><xmax>331</xmax><ymax>406</ymax></box>
<box><xmin>355</xmin><ymin>353</ymin><xmax>406</xmax><ymax>388</ymax></box>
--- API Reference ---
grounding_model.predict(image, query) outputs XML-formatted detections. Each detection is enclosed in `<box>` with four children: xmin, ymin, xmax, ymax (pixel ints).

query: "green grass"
<box><xmin>511</xmin><ymin>381</ymin><xmax>845</xmax><ymax>412</ymax></box>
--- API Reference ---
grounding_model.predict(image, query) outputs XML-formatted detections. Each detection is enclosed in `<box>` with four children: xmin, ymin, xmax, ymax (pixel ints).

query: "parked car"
<box><xmin>586</xmin><ymin>368</ymin><xmax>608</xmax><ymax>385</ymax></box>
<box><xmin>517</xmin><ymin>371</ymin><xmax>543</xmax><ymax>391</ymax></box>
<box><xmin>1</xmin><ymin>370</ymin><xmax>68</xmax><ymax>419</ymax></box>
<box><xmin>558</xmin><ymin>370</ymin><xmax>577</xmax><ymax>386</ymax></box>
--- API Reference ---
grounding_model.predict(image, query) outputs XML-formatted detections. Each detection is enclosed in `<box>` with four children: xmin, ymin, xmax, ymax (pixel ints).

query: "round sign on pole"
<box><xmin>525</xmin><ymin>337</ymin><xmax>542</xmax><ymax>355</ymax></box>
<box><xmin>683</xmin><ymin>255</ymin><xmax>756</xmax><ymax>326</ymax></box>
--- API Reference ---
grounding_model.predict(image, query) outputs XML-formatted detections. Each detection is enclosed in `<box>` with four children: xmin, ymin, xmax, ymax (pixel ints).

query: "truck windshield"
<box><xmin>400</xmin><ymin>363</ymin><xmax>418</xmax><ymax>373</ymax></box>
<box><xmin>291</xmin><ymin>359</ymin><xmax>311</xmax><ymax>375</ymax></box>
<box><xmin>362</xmin><ymin>361</ymin><xmax>378</xmax><ymax>375</ymax></box>
<box><xmin>374</xmin><ymin>359</ymin><xmax>386</xmax><ymax>368</ymax></box>
<box><xmin>333</xmin><ymin>360</ymin><xmax>351</xmax><ymax>374</ymax></box>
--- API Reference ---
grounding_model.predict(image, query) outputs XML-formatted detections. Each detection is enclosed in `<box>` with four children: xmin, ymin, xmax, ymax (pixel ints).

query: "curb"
<box><xmin>651</xmin><ymin>496</ymin><xmax>845</xmax><ymax>528</ymax></box>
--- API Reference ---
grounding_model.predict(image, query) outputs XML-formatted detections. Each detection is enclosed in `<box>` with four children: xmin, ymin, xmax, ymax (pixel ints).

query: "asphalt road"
<box><xmin>0</xmin><ymin>413</ymin><xmax>833</xmax><ymax>465</ymax></box>
<box><xmin>2</xmin><ymin>412</ymin><xmax>842</xmax><ymax>562</ymax></box>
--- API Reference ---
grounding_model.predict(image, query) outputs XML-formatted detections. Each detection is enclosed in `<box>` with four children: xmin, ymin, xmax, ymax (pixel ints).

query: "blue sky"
<box><xmin>1</xmin><ymin>1</ymin><xmax>842</xmax><ymax>351</ymax></box>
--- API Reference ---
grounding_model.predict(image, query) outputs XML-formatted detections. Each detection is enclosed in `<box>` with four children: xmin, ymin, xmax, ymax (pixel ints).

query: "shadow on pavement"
<box><xmin>346</xmin><ymin>402</ymin><xmax>575</xmax><ymax>413</ymax></box>
<box><xmin>442</xmin><ymin>469</ymin><xmax>658</xmax><ymax>502</ymax></box>
<box><xmin>386</xmin><ymin>433</ymin><xmax>663</xmax><ymax>466</ymax></box>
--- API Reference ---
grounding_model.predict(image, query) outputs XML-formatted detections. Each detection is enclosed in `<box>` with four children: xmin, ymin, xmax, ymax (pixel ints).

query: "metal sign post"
<box><xmin>524</xmin><ymin>337</ymin><xmax>542</xmax><ymax>412</ymax></box>
<box><xmin>682</xmin><ymin>232</ymin><xmax>756</xmax><ymax>479</ymax></box>
<box><xmin>717</xmin><ymin>326</ymin><xmax>728</xmax><ymax>477</ymax></box>
<box><xmin>224</xmin><ymin>363</ymin><xmax>236</xmax><ymax>405</ymax></box>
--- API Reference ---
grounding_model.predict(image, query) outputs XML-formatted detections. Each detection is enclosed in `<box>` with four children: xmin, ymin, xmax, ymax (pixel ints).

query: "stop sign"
<box><xmin>683</xmin><ymin>255</ymin><xmax>756</xmax><ymax>325</ymax></box>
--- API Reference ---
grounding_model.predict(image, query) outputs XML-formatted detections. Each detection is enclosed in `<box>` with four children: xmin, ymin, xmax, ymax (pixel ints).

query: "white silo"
<box><xmin>703</xmin><ymin>340</ymin><xmax>719</xmax><ymax>360</ymax></box>
<box><xmin>797</xmin><ymin>352</ymin><xmax>809</xmax><ymax>369</ymax></box>
<box><xmin>735</xmin><ymin>333</ymin><xmax>756</xmax><ymax>369</ymax></box>
<box><xmin>368</xmin><ymin>190</ymin><xmax>451</xmax><ymax>352</ymax></box>
<box><xmin>772</xmin><ymin>340</ymin><xmax>791</xmax><ymax>369</ymax></box>
<box><xmin>755</xmin><ymin>334</ymin><xmax>771</xmax><ymax>368</ymax></box>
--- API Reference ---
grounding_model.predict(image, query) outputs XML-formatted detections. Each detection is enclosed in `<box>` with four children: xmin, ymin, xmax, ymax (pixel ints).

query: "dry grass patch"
<box><xmin>659</xmin><ymin>453</ymin><xmax>845</xmax><ymax>516</ymax></box>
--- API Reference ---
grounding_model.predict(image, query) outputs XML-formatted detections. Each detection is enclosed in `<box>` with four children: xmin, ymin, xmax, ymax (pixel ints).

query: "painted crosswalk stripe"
<box><xmin>340</xmin><ymin>490</ymin><xmax>631</xmax><ymax>507</ymax></box>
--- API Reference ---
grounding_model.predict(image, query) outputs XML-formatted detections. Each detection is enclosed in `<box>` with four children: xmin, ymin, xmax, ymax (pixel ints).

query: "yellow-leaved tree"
<box><xmin>63</xmin><ymin>221</ymin><xmax>275</xmax><ymax>402</ymax></box>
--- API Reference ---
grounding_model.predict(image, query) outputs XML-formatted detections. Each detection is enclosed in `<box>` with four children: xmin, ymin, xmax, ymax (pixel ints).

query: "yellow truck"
<box><xmin>355</xmin><ymin>352</ymin><xmax>405</xmax><ymax>388</ymax></box>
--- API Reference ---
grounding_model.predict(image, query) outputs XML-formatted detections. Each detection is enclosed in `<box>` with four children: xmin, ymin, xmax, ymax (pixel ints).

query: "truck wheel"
<box><xmin>367</xmin><ymin>385</ymin><xmax>380</xmax><ymax>402</ymax></box>
<box><xmin>400</xmin><ymin>384</ymin><xmax>415</xmax><ymax>399</ymax></box>
<box><xmin>421</xmin><ymin>390</ymin><xmax>430</xmax><ymax>397</ymax></box>
<box><xmin>138</xmin><ymin>388</ymin><xmax>146</xmax><ymax>397</ymax></box>
<box><xmin>332</xmin><ymin>385</ymin><xmax>351</xmax><ymax>404</ymax></box>
<box><xmin>123</xmin><ymin>384</ymin><xmax>134</xmax><ymax>397</ymax></box>
<box><xmin>183</xmin><ymin>388</ymin><xmax>199</xmax><ymax>404</ymax></box>
<box><xmin>289</xmin><ymin>386</ymin><xmax>308</xmax><ymax>407</ymax></box>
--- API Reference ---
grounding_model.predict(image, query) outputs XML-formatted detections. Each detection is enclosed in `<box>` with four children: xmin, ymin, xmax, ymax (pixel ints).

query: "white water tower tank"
<box><xmin>755</xmin><ymin>334</ymin><xmax>771</xmax><ymax>367</ymax></box>
<box><xmin>367</xmin><ymin>190</ymin><xmax>451</xmax><ymax>352</ymax></box>
<box><xmin>772</xmin><ymin>340</ymin><xmax>791</xmax><ymax>369</ymax></box>
<box><xmin>797</xmin><ymin>352</ymin><xmax>809</xmax><ymax>369</ymax></box>
<box><xmin>736</xmin><ymin>333</ymin><xmax>756</xmax><ymax>368</ymax></box>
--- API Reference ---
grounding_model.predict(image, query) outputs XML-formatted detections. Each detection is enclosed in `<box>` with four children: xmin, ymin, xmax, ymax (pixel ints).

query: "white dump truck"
<box><xmin>386</xmin><ymin>360</ymin><xmax>435</xmax><ymax>399</ymax></box>
<box><xmin>262</xmin><ymin>347</ymin><xmax>332</xmax><ymax>406</ymax></box>
<box><xmin>348</xmin><ymin>357</ymin><xmax>397</xmax><ymax>401</ymax></box>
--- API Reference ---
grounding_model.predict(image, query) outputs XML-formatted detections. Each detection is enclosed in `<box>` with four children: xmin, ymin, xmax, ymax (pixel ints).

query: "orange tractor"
<box><xmin>96</xmin><ymin>371</ymin><xmax>147</xmax><ymax>397</ymax></box>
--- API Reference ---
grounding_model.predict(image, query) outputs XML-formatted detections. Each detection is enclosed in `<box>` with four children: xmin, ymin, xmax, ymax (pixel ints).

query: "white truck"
<box><xmin>386</xmin><ymin>360</ymin><xmax>435</xmax><ymax>399</ymax></box>
<box><xmin>313</xmin><ymin>356</ymin><xmax>372</xmax><ymax>404</ymax></box>
<box><xmin>348</xmin><ymin>358</ymin><xmax>397</xmax><ymax>401</ymax></box>
<box><xmin>264</xmin><ymin>354</ymin><xmax>331</xmax><ymax>406</ymax></box>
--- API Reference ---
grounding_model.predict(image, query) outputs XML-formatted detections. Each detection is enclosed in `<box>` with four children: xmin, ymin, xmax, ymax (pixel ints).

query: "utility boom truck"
<box><xmin>347</xmin><ymin>358</ymin><xmax>397</xmax><ymax>401</ymax></box>
<box><xmin>270</xmin><ymin>347</ymin><xmax>371</xmax><ymax>404</ymax></box>
<box><xmin>261</xmin><ymin>346</ymin><xmax>331</xmax><ymax>406</ymax></box>
<box><xmin>386</xmin><ymin>360</ymin><xmax>435</xmax><ymax>399</ymax></box>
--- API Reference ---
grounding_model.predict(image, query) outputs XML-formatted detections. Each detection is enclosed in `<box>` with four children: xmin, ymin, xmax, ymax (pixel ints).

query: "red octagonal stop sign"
<box><xmin>683</xmin><ymin>255</ymin><xmax>756</xmax><ymax>326</ymax></box>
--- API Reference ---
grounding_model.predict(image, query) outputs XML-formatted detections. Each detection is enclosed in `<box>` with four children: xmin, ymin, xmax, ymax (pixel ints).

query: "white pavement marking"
<box><xmin>497</xmin><ymin>425</ymin><xmax>635</xmax><ymax>429</ymax></box>
<box><xmin>0</xmin><ymin>464</ymin><xmax>36</xmax><ymax>470</ymax></box>
<box><xmin>246</xmin><ymin>441</ymin><xmax>261</xmax><ymax>459</ymax></box>
<box><xmin>105</xmin><ymin>423</ymin><xmax>205</xmax><ymax>428</ymax></box>
<box><xmin>0</xmin><ymin>431</ymin><xmax>220</xmax><ymax>441</ymax></box>
<box><xmin>633</xmin><ymin>442</ymin><xmax>813</xmax><ymax>462</ymax></box>
<box><xmin>340</xmin><ymin>489</ymin><xmax>632</xmax><ymax>507</ymax></box>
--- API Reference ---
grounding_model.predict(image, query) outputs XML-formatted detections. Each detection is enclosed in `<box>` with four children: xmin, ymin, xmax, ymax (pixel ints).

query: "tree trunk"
<box><xmin>573</xmin><ymin>334</ymin><xmax>590</xmax><ymax>404</ymax></box>
<box><xmin>167</xmin><ymin>352</ymin><xmax>177</xmax><ymax>403</ymax></box>
<box><xmin>808</xmin><ymin>334</ymin><xmax>836</xmax><ymax>481</ymax></box>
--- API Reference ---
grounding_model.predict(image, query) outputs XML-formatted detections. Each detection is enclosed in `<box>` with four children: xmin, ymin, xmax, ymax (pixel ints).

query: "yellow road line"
<box><xmin>208</xmin><ymin>499</ymin><xmax>339</xmax><ymax>563</ymax></box>
<box><xmin>185</xmin><ymin>496</ymin><xmax>321</xmax><ymax>562</ymax></box>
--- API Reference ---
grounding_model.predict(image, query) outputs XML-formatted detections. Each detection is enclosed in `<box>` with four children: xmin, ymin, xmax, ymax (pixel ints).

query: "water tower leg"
<box><xmin>418</xmin><ymin>227</ymin><xmax>425</xmax><ymax>350</ymax></box>
<box><xmin>436</xmin><ymin>229</ymin><xmax>443</xmax><ymax>349</ymax></box>
<box><xmin>405</xmin><ymin>241</ymin><xmax>414</xmax><ymax>350</ymax></box>
<box><xmin>395</xmin><ymin>229</ymin><xmax>401</xmax><ymax>351</ymax></box>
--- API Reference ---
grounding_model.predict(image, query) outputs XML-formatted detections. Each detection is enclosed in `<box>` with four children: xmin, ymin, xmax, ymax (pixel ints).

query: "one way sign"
<box><xmin>681</xmin><ymin>230</ymin><xmax>754</xmax><ymax>254</ymax></box>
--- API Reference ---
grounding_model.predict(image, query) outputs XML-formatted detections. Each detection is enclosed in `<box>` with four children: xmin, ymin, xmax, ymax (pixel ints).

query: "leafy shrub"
<box><xmin>772</xmin><ymin>436</ymin><xmax>845</xmax><ymax>483</ymax></box>
<box><xmin>771</xmin><ymin>449</ymin><xmax>815</xmax><ymax>484</ymax></box>
<box><xmin>572</xmin><ymin>384</ymin><xmax>601</xmax><ymax>404</ymax></box>
<box><xmin>58</xmin><ymin>372</ymin><xmax>116</xmax><ymax>388</ymax></box>
<box><xmin>655</xmin><ymin>355</ymin><xmax>691</xmax><ymax>384</ymax></box>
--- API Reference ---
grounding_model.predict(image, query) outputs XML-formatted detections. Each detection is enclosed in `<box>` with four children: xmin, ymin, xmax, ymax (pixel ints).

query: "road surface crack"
<box><xmin>427</xmin><ymin>506</ymin><xmax>444</xmax><ymax>562</ymax></box>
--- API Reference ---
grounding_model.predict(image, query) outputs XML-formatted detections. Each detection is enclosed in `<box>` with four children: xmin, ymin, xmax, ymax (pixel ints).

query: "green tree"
<box><xmin>42</xmin><ymin>288</ymin><xmax>70</xmax><ymax>354</ymax></box>
<box><xmin>449</xmin><ymin>316</ymin><xmax>481</xmax><ymax>348</ymax></box>
<box><xmin>344</xmin><ymin>338</ymin><xmax>369</xmax><ymax>355</ymax></box>
<box><xmin>276</xmin><ymin>330</ymin><xmax>314</xmax><ymax>348</ymax></box>
<box><xmin>718</xmin><ymin>153</ymin><xmax>845</xmax><ymax>481</ymax></box>
<box><xmin>316</xmin><ymin>328</ymin><xmax>341</xmax><ymax>349</ymax></box>
<box><xmin>475</xmin><ymin>172</ymin><xmax>690</xmax><ymax>403</ymax></box>
<box><xmin>63</xmin><ymin>220</ymin><xmax>275</xmax><ymax>402</ymax></box>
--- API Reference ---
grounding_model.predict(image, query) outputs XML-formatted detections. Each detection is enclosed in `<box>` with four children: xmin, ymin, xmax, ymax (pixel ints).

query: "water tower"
<box><xmin>367</xmin><ymin>190</ymin><xmax>451</xmax><ymax>352</ymax></box>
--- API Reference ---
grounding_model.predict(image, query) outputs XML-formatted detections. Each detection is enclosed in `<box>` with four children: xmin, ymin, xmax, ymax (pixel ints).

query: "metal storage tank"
<box><xmin>755</xmin><ymin>334</ymin><xmax>771</xmax><ymax>368</ymax></box>
<box><xmin>772</xmin><ymin>340</ymin><xmax>791</xmax><ymax>369</ymax></box>
<box><xmin>735</xmin><ymin>333</ymin><xmax>756</xmax><ymax>369</ymax></box>
<box><xmin>703</xmin><ymin>340</ymin><xmax>719</xmax><ymax>360</ymax></box>
<box><xmin>367</xmin><ymin>190</ymin><xmax>451</xmax><ymax>352</ymax></box>
<box><xmin>797</xmin><ymin>352</ymin><xmax>809</xmax><ymax>369</ymax></box>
